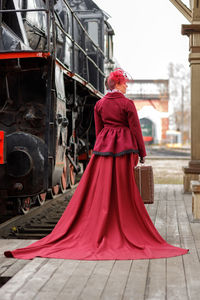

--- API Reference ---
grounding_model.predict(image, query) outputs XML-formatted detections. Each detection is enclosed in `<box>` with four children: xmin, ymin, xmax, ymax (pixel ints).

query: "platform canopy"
<box><xmin>169</xmin><ymin>0</ymin><xmax>200</xmax><ymax>23</ymax></box>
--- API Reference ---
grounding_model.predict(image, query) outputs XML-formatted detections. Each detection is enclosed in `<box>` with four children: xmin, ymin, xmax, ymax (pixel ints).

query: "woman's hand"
<box><xmin>140</xmin><ymin>157</ymin><xmax>145</xmax><ymax>164</ymax></box>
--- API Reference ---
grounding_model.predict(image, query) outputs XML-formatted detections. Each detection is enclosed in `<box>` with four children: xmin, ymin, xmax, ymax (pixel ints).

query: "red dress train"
<box><xmin>4</xmin><ymin>153</ymin><xmax>188</xmax><ymax>260</ymax></box>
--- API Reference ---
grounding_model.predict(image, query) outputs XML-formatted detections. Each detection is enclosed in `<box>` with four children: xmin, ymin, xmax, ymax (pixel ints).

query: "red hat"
<box><xmin>107</xmin><ymin>68</ymin><xmax>128</xmax><ymax>90</ymax></box>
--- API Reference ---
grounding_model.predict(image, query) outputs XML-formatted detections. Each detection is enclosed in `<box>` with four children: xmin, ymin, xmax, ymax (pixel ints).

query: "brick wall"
<box><xmin>161</xmin><ymin>118</ymin><xmax>169</xmax><ymax>140</ymax></box>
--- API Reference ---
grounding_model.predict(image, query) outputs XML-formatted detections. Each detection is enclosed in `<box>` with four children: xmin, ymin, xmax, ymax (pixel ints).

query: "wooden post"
<box><xmin>191</xmin><ymin>180</ymin><xmax>200</xmax><ymax>220</ymax></box>
<box><xmin>169</xmin><ymin>0</ymin><xmax>200</xmax><ymax>192</ymax></box>
<box><xmin>182</xmin><ymin>1</ymin><xmax>200</xmax><ymax>192</ymax></box>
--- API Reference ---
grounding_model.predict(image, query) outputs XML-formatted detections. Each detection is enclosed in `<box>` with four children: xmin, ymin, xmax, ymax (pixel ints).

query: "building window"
<box><xmin>87</xmin><ymin>21</ymin><xmax>98</xmax><ymax>45</ymax></box>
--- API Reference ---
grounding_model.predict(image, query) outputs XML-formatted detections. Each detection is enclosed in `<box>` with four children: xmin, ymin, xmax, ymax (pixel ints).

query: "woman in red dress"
<box><xmin>4</xmin><ymin>69</ymin><xmax>188</xmax><ymax>260</ymax></box>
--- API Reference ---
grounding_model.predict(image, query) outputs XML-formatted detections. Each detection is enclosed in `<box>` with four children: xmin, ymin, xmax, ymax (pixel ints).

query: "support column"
<box><xmin>191</xmin><ymin>180</ymin><xmax>200</xmax><ymax>220</ymax></box>
<box><xmin>182</xmin><ymin>24</ymin><xmax>200</xmax><ymax>192</ymax></box>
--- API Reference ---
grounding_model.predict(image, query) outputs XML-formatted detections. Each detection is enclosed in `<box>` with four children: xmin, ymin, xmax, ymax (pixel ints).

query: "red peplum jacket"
<box><xmin>93</xmin><ymin>91</ymin><xmax>147</xmax><ymax>158</ymax></box>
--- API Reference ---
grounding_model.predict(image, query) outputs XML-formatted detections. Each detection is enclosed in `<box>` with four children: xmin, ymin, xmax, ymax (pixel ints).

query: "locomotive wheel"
<box><xmin>47</xmin><ymin>189</ymin><xmax>55</xmax><ymax>200</ymax></box>
<box><xmin>69</xmin><ymin>164</ymin><xmax>76</xmax><ymax>187</ymax></box>
<box><xmin>60</xmin><ymin>171</ymin><xmax>67</xmax><ymax>193</ymax></box>
<box><xmin>18</xmin><ymin>197</ymin><xmax>32</xmax><ymax>214</ymax></box>
<box><xmin>60</xmin><ymin>164</ymin><xmax>67</xmax><ymax>193</ymax></box>
<box><xmin>66</xmin><ymin>158</ymin><xmax>71</xmax><ymax>189</ymax></box>
<box><xmin>52</xmin><ymin>184</ymin><xmax>59</xmax><ymax>195</ymax></box>
<box><xmin>37</xmin><ymin>193</ymin><xmax>47</xmax><ymax>206</ymax></box>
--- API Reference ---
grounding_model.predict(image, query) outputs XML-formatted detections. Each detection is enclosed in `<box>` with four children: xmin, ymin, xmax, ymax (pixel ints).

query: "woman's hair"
<box><xmin>105</xmin><ymin>76</ymin><xmax>109</xmax><ymax>90</ymax></box>
<box><xmin>106</xmin><ymin>68</ymin><xmax>128</xmax><ymax>90</ymax></box>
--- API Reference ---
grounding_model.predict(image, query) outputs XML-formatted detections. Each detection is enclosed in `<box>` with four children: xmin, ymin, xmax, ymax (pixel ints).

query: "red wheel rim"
<box><xmin>38</xmin><ymin>193</ymin><xmax>46</xmax><ymax>205</ymax></box>
<box><xmin>21</xmin><ymin>197</ymin><xmax>31</xmax><ymax>214</ymax></box>
<box><xmin>70</xmin><ymin>164</ymin><xmax>75</xmax><ymax>186</ymax></box>
<box><xmin>61</xmin><ymin>172</ymin><xmax>67</xmax><ymax>190</ymax></box>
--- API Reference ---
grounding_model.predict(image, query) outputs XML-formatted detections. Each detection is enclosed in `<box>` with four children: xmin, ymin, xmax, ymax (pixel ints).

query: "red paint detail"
<box><xmin>0</xmin><ymin>52</ymin><xmax>51</xmax><ymax>60</ymax></box>
<box><xmin>143</xmin><ymin>136</ymin><xmax>153</xmax><ymax>142</ymax></box>
<box><xmin>89</xmin><ymin>149</ymin><xmax>93</xmax><ymax>156</ymax></box>
<box><xmin>0</xmin><ymin>131</ymin><xmax>5</xmax><ymax>164</ymax></box>
<box><xmin>56</xmin><ymin>161</ymin><xmax>64</xmax><ymax>166</ymax></box>
<box><xmin>61</xmin><ymin>173</ymin><xmax>67</xmax><ymax>190</ymax></box>
<box><xmin>78</xmin><ymin>153</ymin><xmax>88</xmax><ymax>160</ymax></box>
<box><xmin>55</xmin><ymin>61</ymin><xmax>74</xmax><ymax>77</ymax></box>
<box><xmin>66</xmin><ymin>71</ymin><xmax>74</xmax><ymax>77</ymax></box>
<box><xmin>73</xmin><ymin>130</ymin><xmax>76</xmax><ymax>138</ymax></box>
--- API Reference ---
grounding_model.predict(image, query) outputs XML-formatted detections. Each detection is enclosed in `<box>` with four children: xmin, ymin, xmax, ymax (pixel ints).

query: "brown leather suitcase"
<box><xmin>134</xmin><ymin>165</ymin><xmax>154</xmax><ymax>204</ymax></box>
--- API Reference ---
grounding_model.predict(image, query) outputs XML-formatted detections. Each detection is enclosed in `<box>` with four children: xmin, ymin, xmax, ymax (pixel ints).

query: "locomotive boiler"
<box><xmin>0</xmin><ymin>0</ymin><xmax>114</xmax><ymax>213</ymax></box>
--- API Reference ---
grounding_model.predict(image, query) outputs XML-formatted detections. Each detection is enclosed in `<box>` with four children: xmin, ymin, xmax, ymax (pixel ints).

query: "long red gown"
<box><xmin>4</xmin><ymin>92</ymin><xmax>189</xmax><ymax>260</ymax></box>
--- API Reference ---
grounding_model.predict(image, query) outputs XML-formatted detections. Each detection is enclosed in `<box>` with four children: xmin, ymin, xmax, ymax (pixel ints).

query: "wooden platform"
<box><xmin>0</xmin><ymin>185</ymin><xmax>199</xmax><ymax>300</ymax></box>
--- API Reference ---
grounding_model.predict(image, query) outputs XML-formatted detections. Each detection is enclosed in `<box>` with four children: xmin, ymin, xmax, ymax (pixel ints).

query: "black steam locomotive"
<box><xmin>0</xmin><ymin>0</ymin><xmax>114</xmax><ymax>213</ymax></box>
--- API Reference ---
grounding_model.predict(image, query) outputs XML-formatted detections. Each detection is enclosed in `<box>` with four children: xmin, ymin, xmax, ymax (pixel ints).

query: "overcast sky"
<box><xmin>93</xmin><ymin>0</ymin><xmax>191</xmax><ymax>79</ymax></box>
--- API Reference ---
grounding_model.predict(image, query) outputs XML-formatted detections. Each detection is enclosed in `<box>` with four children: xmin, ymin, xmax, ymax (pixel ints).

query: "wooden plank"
<box><xmin>189</xmin><ymin>222</ymin><xmax>200</xmax><ymax>259</ymax></box>
<box><xmin>144</xmin><ymin>258</ymin><xmax>166</xmax><ymax>300</ymax></box>
<box><xmin>123</xmin><ymin>260</ymin><xmax>149</xmax><ymax>300</ymax></box>
<box><xmin>35</xmin><ymin>260</ymin><xmax>80</xmax><ymax>300</ymax></box>
<box><xmin>122</xmin><ymin>185</ymin><xmax>164</xmax><ymax>300</ymax></box>
<box><xmin>183</xmin><ymin>192</ymin><xmax>200</xmax><ymax>247</ymax></box>
<box><xmin>183</xmin><ymin>190</ymin><xmax>200</xmax><ymax>256</ymax></box>
<box><xmin>144</xmin><ymin>185</ymin><xmax>167</xmax><ymax>300</ymax></box>
<box><xmin>183</xmin><ymin>193</ymin><xmax>193</xmax><ymax>221</ymax></box>
<box><xmin>79</xmin><ymin>260</ymin><xmax>114</xmax><ymax>300</ymax></box>
<box><xmin>166</xmin><ymin>186</ymin><xmax>188</xmax><ymax>299</ymax></box>
<box><xmin>13</xmin><ymin>259</ymin><xmax>63</xmax><ymax>300</ymax></box>
<box><xmin>1</xmin><ymin>185</ymin><xmax>199</xmax><ymax>300</ymax></box>
<box><xmin>182</xmin><ymin>249</ymin><xmax>200</xmax><ymax>299</ymax></box>
<box><xmin>169</xmin><ymin>0</ymin><xmax>192</xmax><ymax>22</ymax></box>
<box><xmin>1</xmin><ymin>259</ymin><xmax>28</xmax><ymax>278</ymax></box>
<box><xmin>58</xmin><ymin>260</ymin><xmax>97</xmax><ymax>300</ymax></box>
<box><xmin>175</xmin><ymin>186</ymin><xmax>200</xmax><ymax>299</ymax></box>
<box><xmin>123</xmin><ymin>186</ymin><xmax>159</xmax><ymax>300</ymax></box>
<box><xmin>179</xmin><ymin>192</ymin><xmax>196</xmax><ymax>250</ymax></box>
<box><xmin>0</xmin><ymin>240</ymin><xmax>33</xmax><ymax>275</ymax></box>
<box><xmin>175</xmin><ymin>189</ymin><xmax>192</xmax><ymax>238</ymax></box>
<box><xmin>0</xmin><ymin>239</ymin><xmax>32</xmax><ymax>255</ymax></box>
<box><xmin>0</xmin><ymin>258</ymin><xmax>16</xmax><ymax>276</ymax></box>
<box><xmin>0</xmin><ymin>258</ymin><xmax>47</xmax><ymax>300</ymax></box>
<box><xmin>175</xmin><ymin>189</ymin><xmax>194</xmax><ymax>243</ymax></box>
<box><xmin>166</xmin><ymin>188</ymin><xmax>180</xmax><ymax>247</ymax></box>
<box><xmin>145</xmin><ymin>201</ymin><xmax>158</xmax><ymax>222</ymax></box>
<box><xmin>99</xmin><ymin>260</ymin><xmax>132</xmax><ymax>300</ymax></box>
<box><xmin>154</xmin><ymin>188</ymin><xmax>167</xmax><ymax>240</ymax></box>
<box><xmin>29</xmin><ymin>292</ymin><xmax>55</xmax><ymax>300</ymax></box>
<box><xmin>167</xmin><ymin>256</ymin><xmax>188</xmax><ymax>300</ymax></box>
<box><xmin>146</xmin><ymin>185</ymin><xmax>160</xmax><ymax>223</ymax></box>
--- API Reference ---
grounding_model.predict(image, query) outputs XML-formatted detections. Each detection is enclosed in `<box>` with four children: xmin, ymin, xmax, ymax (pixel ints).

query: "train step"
<box><xmin>22</xmin><ymin>224</ymin><xmax>55</xmax><ymax>229</ymax></box>
<box><xmin>10</xmin><ymin>233</ymin><xmax>48</xmax><ymax>239</ymax></box>
<box><xmin>15</xmin><ymin>227</ymin><xmax>53</xmax><ymax>234</ymax></box>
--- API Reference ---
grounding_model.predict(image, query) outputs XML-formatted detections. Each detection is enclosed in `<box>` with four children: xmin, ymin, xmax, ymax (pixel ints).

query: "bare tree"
<box><xmin>168</xmin><ymin>62</ymin><xmax>190</xmax><ymax>144</ymax></box>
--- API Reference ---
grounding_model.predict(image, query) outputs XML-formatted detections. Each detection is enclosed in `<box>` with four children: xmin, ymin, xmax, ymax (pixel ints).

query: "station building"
<box><xmin>126</xmin><ymin>79</ymin><xmax>169</xmax><ymax>144</ymax></box>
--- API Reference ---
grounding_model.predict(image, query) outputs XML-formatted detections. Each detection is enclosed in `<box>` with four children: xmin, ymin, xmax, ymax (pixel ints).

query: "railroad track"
<box><xmin>0</xmin><ymin>186</ymin><xmax>77</xmax><ymax>240</ymax></box>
